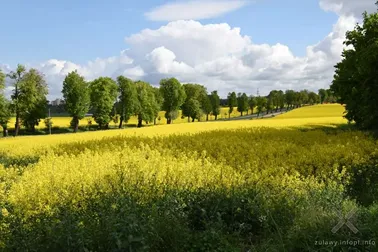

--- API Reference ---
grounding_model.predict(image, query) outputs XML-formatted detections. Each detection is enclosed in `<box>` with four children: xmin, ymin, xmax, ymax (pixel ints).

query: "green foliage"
<box><xmin>0</xmin><ymin>70</ymin><xmax>11</xmax><ymax>135</ymax></box>
<box><xmin>62</xmin><ymin>71</ymin><xmax>90</xmax><ymax>132</ymax></box>
<box><xmin>227</xmin><ymin>92</ymin><xmax>237</xmax><ymax>117</ymax></box>
<box><xmin>7</xmin><ymin>64</ymin><xmax>27</xmax><ymax>136</ymax></box>
<box><xmin>256</xmin><ymin>96</ymin><xmax>267</xmax><ymax>116</ymax></box>
<box><xmin>0</xmin><ymin>70</ymin><xmax>5</xmax><ymax>90</ymax></box>
<box><xmin>209</xmin><ymin>91</ymin><xmax>220</xmax><ymax>120</ymax></box>
<box><xmin>182</xmin><ymin>84</ymin><xmax>208</xmax><ymax>121</ymax></box>
<box><xmin>285</xmin><ymin>90</ymin><xmax>296</xmax><ymax>109</ymax></box>
<box><xmin>135</xmin><ymin>81</ymin><xmax>159</xmax><ymax>127</ymax></box>
<box><xmin>160</xmin><ymin>78</ymin><xmax>186</xmax><ymax>124</ymax></box>
<box><xmin>89</xmin><ymin>77</ymin><xmax>118</xmax><ymax>129</ymax></box>
<box><xmin>237</xmin><ymin>93</ymin><xmax>249</xmax><ymax>116</ymax></box>
<box><xmin>18</xmin><ymin>69</ymin><xmax>48</xmax><ymax>131</ymax></box>
<box><xmin>331</xmin><ymin>6</ymin><xmax>378</xmax><ymax>129</ymax></box>
<box><xmin>116</xmin><ymin>76</ymin><xmax>139</xmax><ymax>128</ymax></box>
<box><xmin>44</xmin><ymin>117</ymin><xmax>53</xmax><ymax>129</ymax></box>
<box><xmin>248</xmin><ymin>95</ymin><xmax>256</xmax><ymax>114</ymax></box>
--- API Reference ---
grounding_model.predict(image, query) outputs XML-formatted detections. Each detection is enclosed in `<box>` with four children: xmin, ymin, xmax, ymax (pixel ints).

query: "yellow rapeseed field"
<box><xmin>0</xmin><ymin>104</ymin><xmax>346</xmax><ymax>156</ymax></box>
<box><xmin>2</xmin><ymin>103</ymin><xmax>377</xmax><ymax>251</ymax></box>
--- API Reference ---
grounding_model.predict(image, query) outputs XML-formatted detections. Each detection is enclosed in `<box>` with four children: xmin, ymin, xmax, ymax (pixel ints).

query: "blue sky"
<box><xmin>1</xmin><ymin>0</ymin><xmax>337</xmax><ymax>66</ymax></box>
<box><xmin>0</xmin><ymin>0</ymin><xmax>375</xmax><ymax>98</ymax></box>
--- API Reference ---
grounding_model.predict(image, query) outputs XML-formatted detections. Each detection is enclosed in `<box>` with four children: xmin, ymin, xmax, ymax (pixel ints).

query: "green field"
<box><xmin>0</xmin><ymin>104</ymin><xmax>377</xmax><ymax>251</ymax></box>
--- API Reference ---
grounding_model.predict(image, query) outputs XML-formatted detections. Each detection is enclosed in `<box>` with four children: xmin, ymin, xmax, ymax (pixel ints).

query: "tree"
<box><xmin>256</xmin><ymin>96</ymin><xmax>267</xmax><ymax>117</ymax></box>
<box><xmin>18</xmin><ymin>69</ymin><xmax>48</xmax><ymax>132</ymax></box>
<box><xmin>248</xmin><ymin>95</ymin><xmax>256</xmax><ymax>115</ymax></box>
<box><xmin>330</xmin><ymin>5</ymin><xmax>378</xmax><ymax>129</ymax></box>
<box><xmin>200</xmin><ymin>94</ymin><xmax>212</xmax><ymax>121</ymax></box>
<box><xmin>160</xmin><ymin>78</ymin><xmax>186</xmax><ymax>124</ymax></box>
<box><xmin>308</xmin><ymin>92</ymin><xmax>319</xmax><ymax>105</ymax></box>
<box><xmin>237</xmin><ymin>93</ymin><xmax>249</xmax><ymax>116</ymax></box>
<box><xmin>7</xmin><ymin>64</ymin><xmax>26</xmax><ymax>136</ymax></box>
<box><xmin>285</xmin><ymin>90</ymin><xmax>296</xmax><ymax>110</ymax></box>
<box><xmin>227</xmin><ymin>92</ymin><xmax>237</xmax><ymax>118</ymax></box>
<box><xmin>185</xmin><ymin>98</ymin><xmax>202</xmax><ymax>122</ymax></box>
<box><xmin>318</xmin><ymin>89</ymin><xmax>328</xmax><ymax>104</ymax></box>
<box><xmin>153</xmin><ymin>87</ymin><xmax>163</xmax><ymax>125</ymax></box>
<box><xmin>268</xmin><ymin>90</ymin><xmax>279</xmax><ymax>112</ymax></box>
<box><xmin>210</xmin><ymin>91</ymin><xmax>220</xmax><ymax>120</ymax></box>
<box><xmin>266</xmin><ymin>97</ymin><xmax>273</xmax><ymax>114</ymax></box>
<box><xmin>116</xmin><ymin>76</ymin><xmax>138</xmax><ymax>128</ymax></box>
<box><xmin>62</xmin><ymin>71</ymin><xmax>90</xmax><ymax>132</ymax></box>
<box><xmin>277</xmin><ymin>90</ymin><xmax>285</xmax><ymax>111</ymax></box>
<box><xmin>89</xmin><ymin>77</ymin><xmax>118</xmax><ymax>129</ymax></box>
<box><xmin>182</xmin><ymin>84</ymin><xmax>207</xmax><ymax>122</ymax></box>
<box><xmin>0</xmin><ymin>70</ymin><xmax>11</xmax><ymax>137</ymax></box>
<box><xmin>135</xmin><ymin>81</ymin><xmax>158</xmax><ymax>128</ymax></box>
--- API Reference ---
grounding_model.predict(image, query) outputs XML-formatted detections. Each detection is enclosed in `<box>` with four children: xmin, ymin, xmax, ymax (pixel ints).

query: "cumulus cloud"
<box><xmin>144</xmin><ymin>0</ymin><xmax>248</xmax><ymax>21</ymax></box>
<box><xmin>319</xmin><ymin>0</ymin><xmax>376</xmax><ymax>16</ymax></box>
<box><xmin>2</xmin><ymin>1</ymin><xmax>377</xmax><ymax>99</ymax></box>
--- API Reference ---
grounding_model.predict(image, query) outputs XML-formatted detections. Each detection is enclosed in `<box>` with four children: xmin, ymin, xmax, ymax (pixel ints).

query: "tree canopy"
<box><xmin>62</xmin><ymin>71</ymin><xmax>90</xmax><ymax>132</ymax></box>
<box><xmin>331</xmin><ymin>4</ymin><xmax>378</xmax><ymax>129</ymax></box>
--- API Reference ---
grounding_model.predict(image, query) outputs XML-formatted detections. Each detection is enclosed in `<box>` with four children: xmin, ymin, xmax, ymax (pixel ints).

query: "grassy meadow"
<box><xmin>0</xmin><ymin>104</ymin><xmax>377</xmax><ymax>251</ymax></box>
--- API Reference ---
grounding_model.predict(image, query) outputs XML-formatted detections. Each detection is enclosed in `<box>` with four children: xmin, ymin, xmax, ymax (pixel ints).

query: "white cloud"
<box><xmin>319</xmin><ymin>0</ymin><xmax>376</xmax><ymax>16</ymax></box>
<box><xmin>2</xmin><ymin>1</ymin><xmax>377</xmax><ymax>99</ymax></box>
<box><xmin>145</xmin><ymin>0</ymin><xmax>248</xmax><ymax>21</ymax></box>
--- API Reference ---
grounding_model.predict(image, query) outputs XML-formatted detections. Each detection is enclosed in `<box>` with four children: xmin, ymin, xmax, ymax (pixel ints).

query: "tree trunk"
<box><xmin>14</xmin><ymin>117</ymin><xmax>20</xmax><ymax>136</ymax></box>
<box><xmin>73</xmin><ymin>116</ymin><xmax>79</xmax><ymax>133</ymax></box>
<box><xmin>3</xmin><ymin>127</ymin><xmax>8</xmax><ymax>137</ymax></box>
<box><xmin>215</xmin><ymin>115</ymin><xmax>218</xmax><ymax>120</ymax></box>
<box><xmin>188</xmin><ymin>116</ymin><xmax>190</xmax><ymax>122</ymax></box>
<box><xmin>229</xmin><ymin>113</ymin><xmax>231</xmax><ymax>119</ymax></box>
<box><xmin>138</xmin><ymin>118</ymin><xmax>143</xmax><ymax>128</ymax></box>
<box><xmin>206</xmin><ymin>114</ymin><xmax>209</xmax><ymax>121</ymax></box>
<box><xmin>192</xmin><ymin>117</ymin><xmax>195</xmax><ymax>122</ymax></box>
<box><xmin>154</xmin><ymin>118</ymin><xmax>157</xmax><ymax>125</ymax></box>
<box><xmin>167</xmin><ymin>118</ymin><xmax>172</xmax><ymax>124</ymax></box>
<box><xmin>252</xmin><ymin>108</ymin><xmax>254</xmax><ymax>115</ymax></box>
<box><xmin>119</xmin><ymin>115</ymin><xmax>124</xmax><ymax>129</ymax></box>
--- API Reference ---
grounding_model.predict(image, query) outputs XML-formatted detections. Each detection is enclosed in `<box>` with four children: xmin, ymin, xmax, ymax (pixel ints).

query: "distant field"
<box><xmin>275</xmin><ymin>103</ymin><xmax>345</xmax><ymax>119</ymax></box>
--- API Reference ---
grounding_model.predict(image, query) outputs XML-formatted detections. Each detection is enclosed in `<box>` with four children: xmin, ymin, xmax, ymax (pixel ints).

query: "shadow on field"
<box><xmin>0</xmin><ymin>152</ymin><xmax>40</xmax><ymax>168</ymax></box>
<box><xmin>294</xmin><ymin>123</ymin><xmax>357</xmax><ymax>134</ymax></box>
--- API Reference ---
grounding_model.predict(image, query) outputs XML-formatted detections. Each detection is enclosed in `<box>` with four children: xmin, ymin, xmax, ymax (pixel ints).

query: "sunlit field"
<box><xmin>1</xmin><ymin>104</ymin><xmax>377</xmax><ymax>251</ymax></box>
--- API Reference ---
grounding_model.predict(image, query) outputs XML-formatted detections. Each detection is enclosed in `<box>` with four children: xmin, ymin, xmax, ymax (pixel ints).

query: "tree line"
<box><xmin>0</xmin><ymin>64</ymin><xmax>335</xmax><ymax>136</ymax></box>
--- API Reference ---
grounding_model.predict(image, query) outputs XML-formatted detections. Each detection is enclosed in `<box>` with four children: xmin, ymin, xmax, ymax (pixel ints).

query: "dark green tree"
<box><xmin>89</xmin><ymin>77</ymin><xmax>118</xmax><ymax>129</ymax></box>
<box><xmin>7</xmin><ymin>64</ymin><xmax>26</xmax><ymax>136</ymax></box>
<box><xmin>18</xmin><ymin>69</ymin><xmax>48</xmax><ymax>132</ymax></box>
<box><xmin>0</xmin><ymin>70</ymin><xmax>11</xmax><ymax>137</ymax></box>
<box><xmin>237</xmin><ymin>93</ymin><xmax>249</xmax><ymax>116</ymax></box>
<box><xmin>160</xmin><ymin>78</ymin><xmax>186</xmax><ymax>124</ymax></box>
<box><xmin>248</xmin><ymin>95</ymin><xmax>256</xmax><ymax>115</ymax></box>
<box><xmin>62</xmin><ymin>71</ymin><xmax>90</xmax><ymax>132</ymax></box>
<box><xmin>227</xmin><ymin>92</ymin><xmax>237</xmax><ymax>118</ymax></box>
<box><xmin>318</xmin><ymin>89</ymin><xmax>328</xmax><ymax>104</ymax></box>
<box><xmin>135</xmin><ymin>81</ymin><xmax>158</xmax><ymax>128</ymax></box>
<box><xmin>285</xmin><ymin>90</ymin><xmax>296</xmax><ymax>110</ymax></box>
<box><xmin>210</xmin><ymin>91</ymin><xmax>220</xmax><ymax>120</ymax></box>
<box><xmin>116</xmin><ymin>76</ymin><xmax>138</xmax><ymax>128</ymax></box>
<box><xmin>256</xmin><ymin>96</ymin><xmax>267</xmax><ymax>117</ymax></box>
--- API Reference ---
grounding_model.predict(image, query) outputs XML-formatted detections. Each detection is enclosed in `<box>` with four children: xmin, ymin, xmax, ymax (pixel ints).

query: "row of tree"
<box><xmin>226</xmin><ymin>89</ymin><xmax>327</xmax><ymax>118</ymax></box>
<box><xmin>0</xmin><ymin>64</ymin><xmax>335</xmax><ymax>136</ymax></box>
